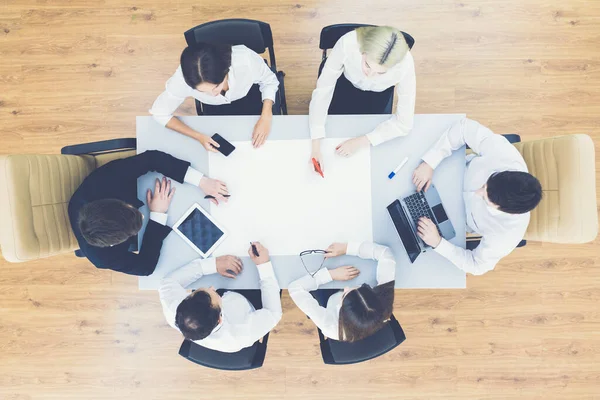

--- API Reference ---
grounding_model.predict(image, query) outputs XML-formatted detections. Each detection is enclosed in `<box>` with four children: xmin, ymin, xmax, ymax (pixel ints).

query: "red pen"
<box><xmin>312</xmin><ymin>158</ymin><xmax>325</xmax><ymax>178</ymax></box>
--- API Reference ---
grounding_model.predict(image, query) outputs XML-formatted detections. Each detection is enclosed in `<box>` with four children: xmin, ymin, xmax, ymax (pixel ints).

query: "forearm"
<box><xmin>261</xmin><ymin>99</ymin><xmax>274</xmax><ymax>117</ymax></box>
<box><xmin>166</xmin><ymin>117</ymin><xmax>205</xmax><ymax>141</ymax></box>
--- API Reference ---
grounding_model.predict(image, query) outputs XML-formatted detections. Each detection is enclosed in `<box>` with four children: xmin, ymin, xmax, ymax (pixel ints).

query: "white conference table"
<box><xmin>136</xmin><ymin>114</ymin><xmax>467</xmax><ymax>290</ymax></box>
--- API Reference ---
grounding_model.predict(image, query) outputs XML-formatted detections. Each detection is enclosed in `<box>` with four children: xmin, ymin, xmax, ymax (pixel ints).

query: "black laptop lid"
<box><xmin>387</xmin><ymin>200</ymin><xmax>421</xmax><ymax>263</ymax></box>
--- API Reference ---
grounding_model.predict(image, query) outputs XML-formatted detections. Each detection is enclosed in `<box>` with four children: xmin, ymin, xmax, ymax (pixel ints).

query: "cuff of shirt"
<box><xmin>421</xmin><ymin>150</ymin><xmax>445</xmax><ymax>170</ymax></box>
<box><xmin>310</xmin><ymin>125</ymin><xmax>327</xmax><ymax>140</ymax></box>
<box><xmin>183</xmin><ymin>167</ymin><xmax>204</xmax><ymax>187</ymax></box>
<box><xmin>201</xmin><ymin>257</ymin><xmax>218</xmax><ymax>275</ymax></box>
<box><xmin>150</xmin><ymin>111</ymin><xmax>172</xmax><ymax>127</ymax></box>
<box><xmin>261</xmin><ymin>88</ymin><xmax>277</xmax><ymax>104</ymax></box>
<box><xmin>366</xmin><ymin>131</ymin><xmax>386</xmax><ymax>147</ymax></box>
<box><xmin>314</xmin><ymin>268</ymin><xmax>333</xmax><ymax>286</ymax></box>
<box><xmin>256</xmin><ymin>261</ymin><xmax>276</xmax><ymax>280</ymax></box>
<box><xmin>149</xmin><ymin>212</ymin><xmax>168</xmax><ymax>226</ymax></box>
<box><xmin>433</xmin><ymin>238</ymin><xmax>454</xmax><ymax>258</ymax></box>
<box><xmin>346</xmin><ymin>242</ymin><xmax>361</xmax><ymax>257</ymax></box>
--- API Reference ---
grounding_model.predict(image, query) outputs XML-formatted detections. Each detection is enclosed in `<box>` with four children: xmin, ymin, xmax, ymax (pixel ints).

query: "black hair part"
<box><xmin>175</xmin><ymin>290</ymin><xmax>221</xmax><ymax>341</ymax></box>
<box><xmin>486</xmin><ymin>171</ymin><xmax>542</xmax><ymax>214</ymax></box>
<box><xmin>379</xmin><ymin>32</ymin><xmax>398</xmax><ymax>65</ymax></box>
<box><xmin>180</xmin><ymin>42</ymin><xmax>232</xmax><ymax>88</ymax></box>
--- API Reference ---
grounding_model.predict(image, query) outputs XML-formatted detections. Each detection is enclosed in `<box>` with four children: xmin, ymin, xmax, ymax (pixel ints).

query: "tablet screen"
<box><xmin>177</xmin><ymin>207</ymin><xmax>225</xmax><ymax>254</ymax></box>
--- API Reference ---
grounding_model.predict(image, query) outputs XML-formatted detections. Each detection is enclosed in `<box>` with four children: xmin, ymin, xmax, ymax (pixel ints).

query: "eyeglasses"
<box><xmin>299</xmin><ymin>249</ymin><xmax>327</xmax><ymax>276</ymax></box>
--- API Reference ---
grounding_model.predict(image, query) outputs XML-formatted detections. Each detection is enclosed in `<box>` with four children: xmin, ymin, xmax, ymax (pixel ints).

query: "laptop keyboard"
<box><xmin>404</xmin><ymin>192</ymin><xmax>443</xmax><ymax>237</ymax></box>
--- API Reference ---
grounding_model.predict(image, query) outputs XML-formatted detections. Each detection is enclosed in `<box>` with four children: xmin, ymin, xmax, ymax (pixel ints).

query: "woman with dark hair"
<box><xmin>150</xmin><ymin>42</ymin><xmax>280</xmax><ymax>150</ymax></box>
<box><xmin>288</xmin><ymin>241</ymin><xmax>396</xmax><ymax>342</ymax></box>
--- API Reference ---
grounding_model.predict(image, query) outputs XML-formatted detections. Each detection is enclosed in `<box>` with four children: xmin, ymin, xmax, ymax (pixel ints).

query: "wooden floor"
<box><xmin>1</xmin><ymin>0</ymin><xmax>599</xmax><ymax>399</ymax></box>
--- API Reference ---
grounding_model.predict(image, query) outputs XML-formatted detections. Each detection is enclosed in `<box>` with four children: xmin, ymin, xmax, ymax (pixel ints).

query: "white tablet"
<box><xmin>172</xmin><ymin>203</ymin><xmax>228</xmax><ymax>258</ymax></box>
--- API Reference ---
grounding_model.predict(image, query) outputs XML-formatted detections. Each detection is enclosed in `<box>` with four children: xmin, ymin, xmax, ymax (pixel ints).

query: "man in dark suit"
<box><xmin>68</xmin><ymin>150</ymin><xmax>229</xmax><ymax>276</ymax></box>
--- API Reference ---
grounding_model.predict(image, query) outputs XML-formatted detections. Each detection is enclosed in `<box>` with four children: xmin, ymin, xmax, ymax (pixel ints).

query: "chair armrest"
<box><xmin>61</xmin><ymin>138</ymin><xmax>136</xmax><ymax>155</ymax></box>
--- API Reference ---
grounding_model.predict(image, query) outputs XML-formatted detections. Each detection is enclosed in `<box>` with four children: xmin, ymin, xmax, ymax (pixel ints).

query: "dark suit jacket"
<box><xmin>68</xmin><ymin>150</ymin><xmax>191</xmax><ymax>276</ymax></box>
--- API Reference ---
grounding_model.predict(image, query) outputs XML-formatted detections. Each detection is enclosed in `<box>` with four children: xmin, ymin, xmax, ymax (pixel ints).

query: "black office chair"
<box><xmin>178</xmin><ymin>289</ymin><xmax>273</xmax><ymax>371</ymax></box>
<box><xmin>183</xmin><ymin>19</ymin><xmax>287</xmax><ymax>116</ymax></box>
<box><xmin>466</xmin><ymin>133</ymin><xmax>527</xmax><ymax>250</ymax></box>
<box><xmin>310</xmin><ymin>289</ymin><xmax>406</xmax><ymax>365</ymax></box>
<box><xmin>318</xmin><ymin>24</ymin><xmax>415</xmax><ymax>115</ymax></box>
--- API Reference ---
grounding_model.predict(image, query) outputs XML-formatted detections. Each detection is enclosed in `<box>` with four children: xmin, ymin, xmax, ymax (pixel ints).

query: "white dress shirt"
<box><xmin>159</xmin><ymin>258</ymin><xmax>282</xmax><ymax>353</ymax></box>
<box><xmin>308</xmin><ymin>31</ymin><xmax>416</xmax><ymax>146</ymax></box>
<box><xmin>288</xmin><ymin>241</ymin><xmax>396</xmax><ymax>340</ymax></box>
<box><xmin>150</xmin><ymin>45</ymin><xmax>280</xmax><ymax>126</ymax></box>
<box><xmin>421</xmin><ymin>118</ymin><xmax>530</xmax><ymax>276</ymax></box>
<box><xmin>148</xmin><ymin>166</ymin><xmax>204</xmax><ymax>226</ymax></box>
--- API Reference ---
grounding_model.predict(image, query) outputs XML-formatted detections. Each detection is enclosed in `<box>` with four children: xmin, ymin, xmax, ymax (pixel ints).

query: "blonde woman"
<box><xmin>309</xmin><ymin>26</ymin><xmax>416</xmax><ymax>173</ymax></box>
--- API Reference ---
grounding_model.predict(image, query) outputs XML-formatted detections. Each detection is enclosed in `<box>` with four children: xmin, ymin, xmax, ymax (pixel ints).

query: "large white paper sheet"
<box><xmin>208</xmin><ymin>139</ymin><xmax>373</xmax><ymax>256</ymax></box>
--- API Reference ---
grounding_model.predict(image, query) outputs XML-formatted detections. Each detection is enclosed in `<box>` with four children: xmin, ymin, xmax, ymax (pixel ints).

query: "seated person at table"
<box><xmin>69</xmin><ymin>150</ymin><xmax>229</xmax><ymax>276</ymax></box>
<box><xmin>412</xmin><ymin>118</ymin><xmax>542</xmax><ymax>276</ymax></box>
<box><xmin>288</xmin><ymin>241</ymin><xmax>395</xmax><ymax>342</ymax></box>
<box><xmin>159</xmin><ymin>242</ymin><xmax>282</xmax><ymax>353</ymax></box>
<box><xmin>150</xmin><ymin>43</ymin><xmax>280</xmax><ymax>150</ymax></box>
<box><xmin>309</xmin><ymin>26</ymin><xmax>416</xmax><ymax>173</ymax></box>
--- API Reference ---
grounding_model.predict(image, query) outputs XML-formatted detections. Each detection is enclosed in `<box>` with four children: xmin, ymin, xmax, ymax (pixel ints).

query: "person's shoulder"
<box><xmin>167</xmin><ymin>65</ymin><xmax>193</xmax><ymax>93</ymax></box>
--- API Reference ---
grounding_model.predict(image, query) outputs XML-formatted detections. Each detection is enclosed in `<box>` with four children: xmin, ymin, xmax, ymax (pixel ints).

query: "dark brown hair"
<box><xmin>78</xmin><ymin>199</ymin><xmax>143</xmax><ymax>247</ymax></box>
<box><xmin>176</xmin><ymin>290</ymin><xmax>221</xmax><ymax>341</ymax></box>
<box><xmin>338</xmin><ymin>281</ymin><xmax>395</xmax><ymax>342</ymax></box>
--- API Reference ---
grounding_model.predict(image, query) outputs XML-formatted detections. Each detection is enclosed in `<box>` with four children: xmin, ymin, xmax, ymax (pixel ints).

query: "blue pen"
<box><xmin>388</xmin><ymin>157</ymin><xmax>409</xmax><ymax>179</ymax></box>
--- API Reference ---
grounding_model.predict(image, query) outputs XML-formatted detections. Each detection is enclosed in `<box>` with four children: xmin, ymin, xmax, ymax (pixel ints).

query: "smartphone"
<box><xmin>211</xmin><ymin>134</ymin><xmax>236</xmax><ymax>156</ymax></box>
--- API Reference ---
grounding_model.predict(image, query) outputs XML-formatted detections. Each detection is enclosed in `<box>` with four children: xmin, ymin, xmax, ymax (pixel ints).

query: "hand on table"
<box><xmin>197</xmin><ymin>133</ymin><xmax>220</xmax><ymax>153</ymax></box>
<box><xmin>412</xmin><ymin>162</ymin><xmax>434</xmax><ymax>192</ymax></box>
<box><xmin>216</xmin><ymin>255</ymin><xmax>243</xmax><ymax>278</ymax></box>
<box><xmin>324</xmin><ymin>243</ymin><xmax>348</xmax><ymax>258</ymax></box>
<box><xmin>335</xmin><ymin>135</ymin><xmax>370</xmax><ymax>157</ymax></box>
<box><xmin>146</xmin><ymin>177</ymin><xmax>175</xmax><ymax>213</ymax></box>
<box><xmin>330</xmin><ymin>266</ymin><xmax>360</xmax><ymax>281</ymax></box>
<box><xmin>417</xmin><ymin>217</ymin><xmax>442</xmax><ymax>248</ymax></box>
<box><xmin>199</xmin><ymin>177</ymin><xmax>229</xmax><ymax>206</ymax></box>
<box><xmin>248</xmin><ymin>242</ymin><xmax>270</xmax><ymax>265</ymax></box>
<box><xmin>252</xmin><ymin>114</ymin><xmax>272</xmax><ymax>148</ymax></box>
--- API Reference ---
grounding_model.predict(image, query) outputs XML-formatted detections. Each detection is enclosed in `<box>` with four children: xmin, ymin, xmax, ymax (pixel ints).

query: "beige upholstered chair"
<box><xmin>0</xmin><ymin>139</ymin><xmax>136</xmax><ymax>263</ymax></box>
<box><xmin>515</xmin><ymin>134</ymin><xmax>597</xmax><ymax>243</ymax></box>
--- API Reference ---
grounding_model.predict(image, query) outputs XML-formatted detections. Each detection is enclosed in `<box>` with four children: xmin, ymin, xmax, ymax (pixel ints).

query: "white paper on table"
<box><xmin>208</xmin><ymin>139</ymin><xmax>373</xmax><ymax>256</ymax></box>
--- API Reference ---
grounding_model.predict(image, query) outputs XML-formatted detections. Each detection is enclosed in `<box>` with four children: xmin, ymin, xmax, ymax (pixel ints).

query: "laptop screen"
<box><xmin>387</xmin><ymin>200</ymin><xmax>421</xmax><ymax>263</ymax></box>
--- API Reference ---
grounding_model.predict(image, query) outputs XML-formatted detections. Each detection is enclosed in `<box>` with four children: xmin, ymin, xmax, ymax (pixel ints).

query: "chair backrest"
<box><xmin>319</xmin><ymin>23</ymin><xmax>415</xmax><ymax>52</ymax></box>
<box><xmin>184</xmin><ymin>19</ymin><xmax>277</xmax><ymax>69</ymax></box>
<box><xmin>514</xmin><ymin>134</ymin><xmax>597</xmax><ymax>243</ymax></box>
<box><xmin>318</xmin><ymin>314</ymin><xmax>406</xmax><ymax>365</ymax></box>
<box><xmin>0</xmin><ymin>149</ymin><xmax>136</xmax><ymax>263</ymax></box>
<box><xmin>178</xmin><ymin>289</ymin><xmax>270</xmax><ymax>370</ymax></box>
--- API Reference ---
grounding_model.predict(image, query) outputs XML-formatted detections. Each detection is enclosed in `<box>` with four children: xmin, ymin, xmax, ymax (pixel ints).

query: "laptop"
<box><xmin>387</xmin><ymin>185</ymin><xmax>456</xmax><ymax>263</ymax></box>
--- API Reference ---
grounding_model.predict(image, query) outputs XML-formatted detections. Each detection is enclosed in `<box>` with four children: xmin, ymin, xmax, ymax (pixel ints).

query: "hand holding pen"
<box><xmin>199</xmin><ymin>176</ymin><xmax>229</xmax><ymax>205</ymax></box>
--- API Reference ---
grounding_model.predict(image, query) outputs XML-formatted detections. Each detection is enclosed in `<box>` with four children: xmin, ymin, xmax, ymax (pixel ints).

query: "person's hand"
<box><xmin>329</xmin><ymin>266</ymin><xmax>360</xmax><ymax>281</ymax></box>
<box><xmin>248</xmin><ymin>242</ymin><xmax>270</xmax><ymax>265</ymax></box>
<box><xmin>417</xmin><ymin>217</ymin><xmax>442</xmax><ymax>248</ymax></box>
<box><xmin>324</xmin><ymin>243</ymin><xmax>348</xmax><ymax>258</ymax></box>
<box><xmin>335</xmin><ymin>136</ymin><xmax>370</xmax><ymax>157</ymax></box>
<box><xmin>146</xmin><ymin>177</ymin><xmax>175</xmax><ymax>213</ymax></box>
<box><xmin>199</xmin><ymin>177</ymin><xmax>229</xmax><ymax>206</ymax></box>
<box><xmin>252</xmin><ymin>114</ymin><xmax>272</xmax><ymax>148</ymax></box>
<box><xmin>413</xmin><ymin>162</ymin><xmax>434</xmax><ymax>192</ymax></box>
<box><xmin>216</xmin><ymin>255</ymin><xmax>243</xmax><ymax>279</ymax></box>
<box><xmin>197</xmin><ymin>133</ymin><xmax>220</xmax><ymax>153</ymax></box>
<box><xmin>310</xmin><ymin>139</ymin><xmax>324</xmax><ymax>176</ymax></box>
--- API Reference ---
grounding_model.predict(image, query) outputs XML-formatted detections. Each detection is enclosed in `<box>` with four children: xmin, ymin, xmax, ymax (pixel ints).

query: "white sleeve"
<box><xmin>183</xmin><ymin>166</ymin><xmax>204</xmax><ymax>186</ymax></box>
<box><xmin>247</xmin><ymin>50</ymin><xmax>279</xmax><ymax>103</ymax></box>
<box><xmin>422</xmin><ymin>118</ymin><xmax>517</xmax><ymax>169</ymax></box>
<box><xmin>346</xmin><ymin>241</ymin><xmax>396</xmax><ymax>284</ymax></box>
<box><xmin>149</xmin><ymin>72</ymin><xmax>190</xmax><ymax>127</ymax></box>
<box><xmin>236</xmin><ymin>261</ymin><xmax>282</xmax><ymax>348</ymax></box>
<box><xmin>366</xmin><ymin>55</ymin><xmax>416</xmax><ymax>146</ymax></box>
<box><xmin>158</xmin><ymin>258</ymin><xmax>217</xmax><ymax>329</ymax></box>
<box><xmin>308</xmin><ymin>37</ymin><xmax>347</xmax><ymax>140</ymax></box>
<box><xmin>434</xmin><ymin>234</ymin><xmax>520</xmax><ymax>276</ymax></box>
<box><xmin>288</xmin><ymin>268</ymin><xmax>341</xmax><ymax>340</ymax></box>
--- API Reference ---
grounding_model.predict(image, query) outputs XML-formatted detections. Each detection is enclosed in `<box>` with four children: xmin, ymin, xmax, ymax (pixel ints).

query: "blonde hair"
<box><xmin>356</xmin><ymin>26</ymin><xmax>409</xmax><ymax>68</ymax></box>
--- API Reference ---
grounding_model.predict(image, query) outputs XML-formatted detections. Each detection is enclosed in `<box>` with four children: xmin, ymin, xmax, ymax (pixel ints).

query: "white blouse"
<box><xmin>288</xmin><ymin>241</ymin><xmax>396</xmax><ymax>341</ymax></box>
<box><xmin>150</xmin><ymin>45</ymin><xmax>279</xmax><ymax>126</ymax></box>
<box><xmin>308</xmin><ymin>30</ymin><xmax>416</xmax><ymax>146</ymax></box>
